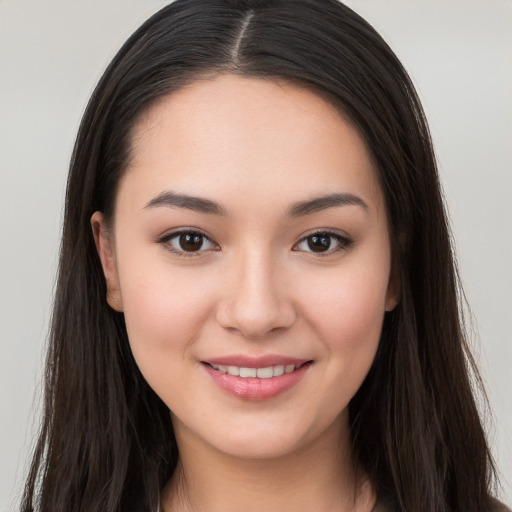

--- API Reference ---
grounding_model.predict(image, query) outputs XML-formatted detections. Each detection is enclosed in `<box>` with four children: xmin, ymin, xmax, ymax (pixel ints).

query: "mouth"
<box><xmin>204</xmin><ymin>361</ymin><xmax>311</xmax><ymax>379</ymax></box>
<box><xmin>201</xmin><ymin>359</ymin><xmax>313</xmax><ymax>400</ymax></box>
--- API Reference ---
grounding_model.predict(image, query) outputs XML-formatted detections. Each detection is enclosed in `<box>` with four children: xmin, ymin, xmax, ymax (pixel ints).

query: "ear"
<box><xmin>91</xmin><ymin>212</ymin><xmax>123</xmax><ymax>312</ymax></box>
<box><xmin>385</xmin><ymin>259</ymin><xmax>401</xmax><ymax>312</ymax></box>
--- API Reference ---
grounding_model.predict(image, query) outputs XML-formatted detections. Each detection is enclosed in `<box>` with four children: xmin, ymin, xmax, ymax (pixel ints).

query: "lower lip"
<box><xmin>203</xmin><ymin>362</ymin><xmax>312</xmax><ymax>401</ymax></box>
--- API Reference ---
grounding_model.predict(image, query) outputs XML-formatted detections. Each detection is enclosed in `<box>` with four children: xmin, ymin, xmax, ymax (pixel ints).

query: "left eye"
<box><xmin>163</xmin><ymin>231</ymin><xmax>217</xmax><ymax>254</ymax></box>
<box><xmin>294</xmin><ymin>232</ymin><xmax>352</xmax><ymax>254</ymax></box>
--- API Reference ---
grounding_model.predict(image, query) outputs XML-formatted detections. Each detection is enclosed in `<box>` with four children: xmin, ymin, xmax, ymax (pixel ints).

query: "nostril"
<box><xmin>215</xmin><ymin>299</ymin><xmax>297</xmax><ymax>339</ymax></box>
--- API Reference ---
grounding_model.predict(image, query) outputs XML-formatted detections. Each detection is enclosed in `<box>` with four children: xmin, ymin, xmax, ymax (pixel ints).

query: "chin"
<box><xmin>209</xmin><ymin>431</ymin><xmax>306</xmax><ymax>460</ymax></box>
<box><xmin>176</xmin><ymin>408</ymin><xmax>346</xmax><ymax>462</ymax></box>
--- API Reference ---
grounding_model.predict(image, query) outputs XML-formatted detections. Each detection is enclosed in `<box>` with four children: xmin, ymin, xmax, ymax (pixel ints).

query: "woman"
<box><xmin>20</xmin><ymin>0</ymin><xmax>508</xmax><ymax>511</ymax></box>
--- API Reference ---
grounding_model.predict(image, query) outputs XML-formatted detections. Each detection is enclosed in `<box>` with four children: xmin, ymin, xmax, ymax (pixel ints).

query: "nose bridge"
<box><xmin>217</xmin><ymin>244</ymin><xmax>295</xmax><ymax>338</ymax></box>
<box><xmin>239</xmin><ymin>248</ymin><xmax>277</xmax><ymax>307</ymax></box>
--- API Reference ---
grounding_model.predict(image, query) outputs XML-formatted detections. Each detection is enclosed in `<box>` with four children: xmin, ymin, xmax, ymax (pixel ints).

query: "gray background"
<box><xmin>1</xmin><ymin>0</ymin><xmax>510</xmax><ymax>509</ymax></box>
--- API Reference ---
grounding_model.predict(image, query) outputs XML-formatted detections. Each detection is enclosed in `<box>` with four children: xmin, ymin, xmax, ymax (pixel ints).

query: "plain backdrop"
<box><xmin>0</xmin><ymin>1</ymin><xmax>510</xmax><ymax>510</ymax></box>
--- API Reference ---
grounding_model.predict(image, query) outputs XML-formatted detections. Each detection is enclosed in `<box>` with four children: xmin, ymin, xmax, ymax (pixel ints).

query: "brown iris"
<box><xmin>307</xmin><ymin>234</ymin><xmax>331</xmax><ymax>252</ymax></box>
<box><xmin>179</xmin><ymin>233</ymin><xmax>204</xmax><ymax>252</ymax></box>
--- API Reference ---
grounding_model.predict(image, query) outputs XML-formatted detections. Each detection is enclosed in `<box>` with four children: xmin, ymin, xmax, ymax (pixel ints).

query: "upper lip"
<box><xmin>202</xmin><ymin>355</ymin><xmax>311</xmax><ymax>368</ymax></box>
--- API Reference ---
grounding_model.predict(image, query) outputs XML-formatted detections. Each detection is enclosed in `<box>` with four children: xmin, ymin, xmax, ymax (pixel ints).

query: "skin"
<box><xmin>92</xmin><ymin>74</ymin><xmax>399</xmax><ymax>512</ymax></box>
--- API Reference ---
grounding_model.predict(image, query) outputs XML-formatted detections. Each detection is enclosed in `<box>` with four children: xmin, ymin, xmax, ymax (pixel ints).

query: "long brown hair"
<box><xmin>22</xmin><ymin>1</ymin><xmax>498</xmax><ymax>510</ymax></box>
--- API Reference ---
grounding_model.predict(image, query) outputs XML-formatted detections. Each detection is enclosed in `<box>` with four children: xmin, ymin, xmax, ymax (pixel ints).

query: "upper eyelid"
<box><xmin>296</xmin><ymin>228</ymin><xmax>351</xmax><ymax>241</ymax></box>
<box><xmin>293</xmin><ymin>230</ymin><xmax>353</xmax><ymax>253</ymax></box>
<box><xmin>158</xmin><ymin>227</ymin><xmax>214</xmax><ymax>241</ymax></box>
<box><xmin>157</xmin><ymin>228</ymin><xmax>218</xmax><ymax>250</ymax></box>
<box><xmin>157</xmin><ymin>230</ymin><xmax>219</xmax><ymax>258</ymax></box>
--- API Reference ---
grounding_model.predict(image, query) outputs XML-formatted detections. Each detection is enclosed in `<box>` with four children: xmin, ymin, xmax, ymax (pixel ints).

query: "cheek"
<box><xmin>116</xmin><ymin>257</ymin><xmax>214</xmax><ymax>379</ymax></box>
<box><xmin>295</xmin><ymin>253</ymin><xmax>390</xmax><ymax>404</ymax></box>
<box><xmin>298</xmin><ymin>261</ymin><xmax>390</xmax><ymax>349</ymax></box>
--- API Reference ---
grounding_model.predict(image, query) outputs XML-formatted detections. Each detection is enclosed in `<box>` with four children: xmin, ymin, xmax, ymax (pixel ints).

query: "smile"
<box><xmin>209</xmin><ymin>364</ymin><xmax>297</xmax><ymax>379</ymax></box>
<box><xmin>202</xmin><ymin>359</ymin><xmax>313</xmax><ymax>400</ymax></box>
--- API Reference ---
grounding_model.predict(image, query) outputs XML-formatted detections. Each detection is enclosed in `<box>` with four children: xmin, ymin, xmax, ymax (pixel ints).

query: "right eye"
<box><xmin>159</xmin><ymin>230</ymin><xmax>218</xmax><ymax>256</ymax></box>
<box><xmin>293</xmin><ymin>231</ymin><xmax>353</xmax><ymax>255</ymax></box>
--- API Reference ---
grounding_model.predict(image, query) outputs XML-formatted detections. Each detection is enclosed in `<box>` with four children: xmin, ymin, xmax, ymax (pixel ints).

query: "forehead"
<box><xmin>121</xmin><ymin>73</ymin><xmax>384</xmax><ymax>216</ymax></box>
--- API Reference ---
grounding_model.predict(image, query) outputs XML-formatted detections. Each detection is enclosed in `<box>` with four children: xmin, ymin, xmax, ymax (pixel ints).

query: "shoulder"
<box><xmin>371</xmin><ymin>496</ymin><xmax>511</xmax><ymax>512</ymax></box>
<box><xmin>489</xmin><ymin>497</ymin><xmax>512</xmax><ymax>512</ymax></box>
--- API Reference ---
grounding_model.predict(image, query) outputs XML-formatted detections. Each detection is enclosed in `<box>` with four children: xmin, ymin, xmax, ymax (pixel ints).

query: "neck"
<box><xmin>161</xmin><ymin>413</ymin><xmax>375</xmax><ymax>512</ymax></box>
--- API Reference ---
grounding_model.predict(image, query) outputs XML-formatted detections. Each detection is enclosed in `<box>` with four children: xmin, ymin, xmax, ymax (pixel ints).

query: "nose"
<box><xmin>215</xmin><ymin>250</ymin><xmax>297</xmax><ymax>339</ymax></box>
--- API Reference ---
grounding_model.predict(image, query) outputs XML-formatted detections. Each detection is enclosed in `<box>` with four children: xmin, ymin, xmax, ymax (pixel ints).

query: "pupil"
<box><xmin>179</xmin><ymin>233</ymin><xmax>203</xmax><ymax>251</ymax></box>
<box><xmin>308</xmin><ymin>235</ymin><xmax>331</xmax><ymax>252</ymax></box>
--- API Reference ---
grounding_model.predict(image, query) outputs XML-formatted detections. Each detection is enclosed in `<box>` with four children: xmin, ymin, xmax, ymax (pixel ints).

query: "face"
<box><xmin>92</xmin><ymin>74</ymin><xmax>398</xmax><ymax>460</ymax></box>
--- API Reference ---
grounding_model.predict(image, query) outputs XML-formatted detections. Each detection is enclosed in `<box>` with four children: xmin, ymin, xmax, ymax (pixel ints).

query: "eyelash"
<box><xmin>293</xmin><ymin>230</ymin><xmax>353</xmax><ymax>255</ymax></box>
<box><xmin>157</xmin><ymin>229</ymin><xmax>353</xmax><ymax>257</ymax></box>
<box><xmin>157</xmin><ymin>229</ymin><xmax>219</xmax><ymax>258</ymax></box>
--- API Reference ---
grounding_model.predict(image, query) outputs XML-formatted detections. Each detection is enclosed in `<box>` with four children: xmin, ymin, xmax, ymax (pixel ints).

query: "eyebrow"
<box><xmin>288</xmin><ymin>192</ymin><xmax>368</xmax><ymax>216</ymax></box>
<box><xmin>144</xmin><ymin>191</ymin><xmax>228</xmax><ymax>215</ymax></box>
<box><xmin>144</xmin><ymin>190</ymin><xmax>368</xmax><ymax>216</ymax></box>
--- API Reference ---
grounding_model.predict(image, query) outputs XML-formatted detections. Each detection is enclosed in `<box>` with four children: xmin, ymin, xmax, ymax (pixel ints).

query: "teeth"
<box><xmin>256</xmin><ymin>367</ymin><xmax>273</xmax><ymax>378</ymax></box>
<box><xmin>240</xmin><ymin>367</ymin><xmax>257</xmax><ymax>378</ymax></box>
<box><xmin>273</xmin><ymin>365</ymin><xmax>284</xmax><ymax>376</ymax></box>
<box><xmin>211</xmin><ymin>364</ymin><xmax>297</xmax><ymax>378</ymax></box>
<box><xmin>227</xmin><ymin>366</ymin><xmax>239</xmax><ymax>376</ymax></box>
